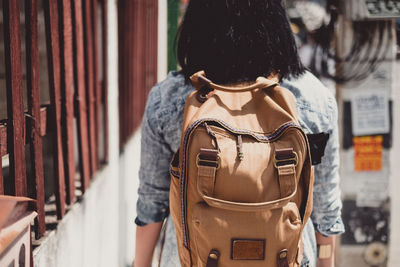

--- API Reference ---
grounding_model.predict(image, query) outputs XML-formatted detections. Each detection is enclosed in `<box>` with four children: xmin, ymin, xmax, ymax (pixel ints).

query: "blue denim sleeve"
<box><xmin>311</xmin><ymin>96</ymin><xmax>345</xmax><ymax>236</ymax></box>
<box><xmin>135</xmin><ymin>85</ymin><xmax>173</xmax><ymax>226</ymax></box>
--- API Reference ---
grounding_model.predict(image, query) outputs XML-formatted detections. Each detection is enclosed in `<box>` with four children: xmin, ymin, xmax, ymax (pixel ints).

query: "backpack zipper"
<box><xmin>203</xmin><ymin>122</ymin><xmax>220</xmax><ymax>151</ymax></box>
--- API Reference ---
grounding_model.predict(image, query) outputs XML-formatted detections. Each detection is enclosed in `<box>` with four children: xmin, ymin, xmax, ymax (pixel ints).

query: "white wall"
<box><xmin>158</xmin><ymin>0</ymin><xmax>168</xmax><ymax>82</ymax></box>
<box><xmin>33</xmin><ymin>167</ymin><xmax>119</xmax><ymax>267</ymax></box>
<box><xmin>118</xmin><ymin>132</ymin><xmax>141</xmax><ymax>267</ymax></box>
<box><xmin>388</xmin><ymin>58</ymin><xmax>400</xmax><ymax>266</ymax></box>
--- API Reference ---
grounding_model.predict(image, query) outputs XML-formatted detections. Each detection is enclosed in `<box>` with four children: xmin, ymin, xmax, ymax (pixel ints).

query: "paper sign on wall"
<box><xmin>356</xmin><ymin>175</ymin><xmax>388</xmax><ymax>208</ymax></box>
<box><xmin>353</xmin><ymin>136</ymin><xmax>383</xmax><ymax>172</ymax></box>
<box><xmin>351</xmin><ymin>91</ymin><xmax>390</xmax><ymax>136</ymax></box>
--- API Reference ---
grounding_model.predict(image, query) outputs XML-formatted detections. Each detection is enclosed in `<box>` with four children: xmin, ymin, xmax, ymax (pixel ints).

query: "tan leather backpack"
<box><xmin>169</xmin><ymin>71</ymin><xmax>314</xmax><ymax>267</ymax></box>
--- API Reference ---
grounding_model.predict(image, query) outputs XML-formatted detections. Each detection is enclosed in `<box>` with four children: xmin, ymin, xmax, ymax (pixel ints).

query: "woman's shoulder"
<box><xmin>281</xmin><ymin>71</ymin><xmax>338</xmax><ymax>133</ymax></box>
<box><xmin>144</xmin><ymin>71</ymin><xmax>194</xmax><ymax>151</ymax></box>
<box><xmin>145</xmin><ymin>71</ymin><xmax>194</xmax><ymax>121</ymax></box>
<box><xmin>153</xmin><ymin>71</ymin><xmax>193</xmax><ymax>101</ymax></box>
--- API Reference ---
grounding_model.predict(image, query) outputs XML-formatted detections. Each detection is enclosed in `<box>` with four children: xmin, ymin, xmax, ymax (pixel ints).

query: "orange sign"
<box><xmin>353</xmin><ymin>136</ymin><xmax>383</xmax><ymax>171</ymax></box>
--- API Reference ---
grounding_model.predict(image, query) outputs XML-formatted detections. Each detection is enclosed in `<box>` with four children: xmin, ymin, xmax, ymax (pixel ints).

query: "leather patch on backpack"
<box><xmin>231</xmin><ymin>239</ymin><xmax>265</xmax><ymax>260</ymax></box>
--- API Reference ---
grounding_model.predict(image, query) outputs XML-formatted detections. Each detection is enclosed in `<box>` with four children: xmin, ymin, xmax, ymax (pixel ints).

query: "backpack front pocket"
<box><xmin>190</xmin><ymin>201</ymin><xmax>302</xmax><ymax>267</ymax></box>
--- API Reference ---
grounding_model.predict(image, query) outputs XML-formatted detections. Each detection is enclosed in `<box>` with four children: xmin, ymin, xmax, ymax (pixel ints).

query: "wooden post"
<box><xmin>92</xmin><ymin>0</ymin><xmax>100</xmax><ymax>168</ymax></box>
<box><xmin>117</xmin><ymin>0</ymin><xmax>129</xmax><ymax>147</ymax></box>
<box><xmin>133</xmin><ymin>0</ymin><xmax>145</xmax><ymax>130</ymax></box>
<box><xmin>101</xmin><ymin>0</ymin><xmax>109</xmax><ymax>163</ymax></box>
<box><xmin>83</xmin><ymin>0</ymin><xmax>98</xmax><ymax>175</ymax></box>
<box><xmin>59</xmin><ymin>0</ymin><xmax>76</xmax><ymax>205</ymax></box>
<box><xmin>0</xmin><ymin>157</ymin><xmax>3</xmax><ymax>195</ymax></box>
<box><xmin>25</xmin><ymin>0</ymin><xmax>46</xmax><ymax>236</ymax></box>
<box><xmin>72</xmin><ymin>0</ymin><xmax>91</xmax><ymax>191</ymax></box>
<box><xmin>0</xmin><ymin>124</ymin><xmax>6</xmax><ymax>195</ymax></box>
<box><xmin>3</xmin><ymin>0</ymin><xmax>27</xmax><ymax>197</ymax></box>
<box><xmin>43</xmin><ymin>0</ymin><xmax>66</xmax><ymax>219</ymax></box>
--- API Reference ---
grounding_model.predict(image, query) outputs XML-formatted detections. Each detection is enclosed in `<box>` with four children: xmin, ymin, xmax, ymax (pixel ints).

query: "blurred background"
<box><xmin>0</xmin><ymin>0</ymin><xmax>399</xmax><ymax>266</ymax></box>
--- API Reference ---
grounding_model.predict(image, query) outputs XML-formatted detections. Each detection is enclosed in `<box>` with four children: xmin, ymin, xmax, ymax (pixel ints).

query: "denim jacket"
<box><xmin>135</xmin><ymin>71</ymin><xmax>345</xmax><ymax>267</ymax></box>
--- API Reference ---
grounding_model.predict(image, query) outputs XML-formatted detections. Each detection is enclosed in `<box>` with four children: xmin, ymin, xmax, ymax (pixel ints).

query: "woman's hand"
<box><xmin>317</xmin><ymin>256</ymin><xmax>335</xmax><ymax>267</ymax></box>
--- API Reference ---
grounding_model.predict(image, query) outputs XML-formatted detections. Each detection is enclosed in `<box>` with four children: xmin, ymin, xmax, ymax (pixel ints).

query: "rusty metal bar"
<box><xmin>83</xmin><ymin>0</ymin><xmax>97</xmax><ymax>175</ymax></box>
<box><xmin>125</xmin><ymin>0</ymin><xmax>133</xmax><ymax>143</ymax></box>
<box><xmin>124</xmin><ymin>0</ymin><xmax>130</xmax><ymax>141</ymax></box>
<box><xmin>122</xmin><ymin>0</ymin><xmax>131</xmax><ymax>144</ymax></box>
<box><xmin>117</xmin><ymin>1</ymin><xmax>122</xmax><ymax>147</ymax></box>
<box><xmin>127</xmin><ymin>0</ymin><xmax>133</xmax><ymax>145</ymax></box>
<box><xmin>118</xmin><ymin>0</ymin><xmax>128</xmax><ymax>147</ymax></box>
<box><xmin>133</xmin><ymin>0</ymin><xmax>145</xmax><ymax>131</ymax></box>
<box><xmin>0</xmin><ymin>123</ymin><xmax>5</xmax><ymax>195</ymax></box>
<box><xmin>0</xmin><ymin>124</ymin><xmax>7</xmax><ymax>157</ymax></box>
<box><xmin>59</xmin><ymin>0</ymin><xmax>76</xmax><ymax>205</ymax></box>
<box><xmin>101</xmin><ymin>0</ymin><xmax>108</xmax><ymax>163</ymax></box>
<box><xmin>3</xmin><ymin>0</ymin><xmax>27</xmax><ymax>197</ymax></box>
<box><xmin>142</xmin><ymin>0</ymin><xmax>157</xmax><ymax>123</ymax></box>
<box><xmin>72</xmin><ymin>0</ymin><xmax>91</xmax><ymax>191</ymax></box>
<box><xmin>143</xmin><ymin>0</ymin><xmax>150</xmax><ymax>127</ymax></box>
<box><xmin>144</xmin><ymin>0</ymin><xmax>158</xmax><ymax>118</ymax></box>
<box><xmin>44</xmin><ymin>0</ymin><xmax>66</xmax><ymax>219</ymax></box>
<box><xmin>0</xmin><ymin>157</ymin><xmax>3</xmax><ymax>195</ymax></box>
<box><xmin>92</xmin><ymin>0</ymin><xmax>100</xmax><ymax>167</ymax></box>
<box><xmin>151</xmin><ymin>0</ymin><xmax>158</xmax><ymax>94</ymax></box>
<box><xmin>117</xmin><ymin>0</ymin><xmax>123</xmax><ymax>147</ymax></box>
<box><xmin>25</xmin><ymin>0</ymin><xmax>46</xmax><ymax>236</ymax></box>
<box><xmin>129</xmin><ymin>0</ymin><xmax>133</xmax><ymax>144</ymax></box>
<box><xmin>0</xmin><ymin>123</ymin><xmax>3</xmax><ymax>194</ymax></box>
<box><xmin>117</xmin><ymin>0</ymin><xmax>158</xmax><ymax>147</ymax></box>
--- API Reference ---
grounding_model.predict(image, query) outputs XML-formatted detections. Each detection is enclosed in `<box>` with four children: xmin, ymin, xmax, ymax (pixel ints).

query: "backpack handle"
<box><xmin>190</xmin><ymin>71</ymin><xmax>279</xmax><ymax>92</ymax></box>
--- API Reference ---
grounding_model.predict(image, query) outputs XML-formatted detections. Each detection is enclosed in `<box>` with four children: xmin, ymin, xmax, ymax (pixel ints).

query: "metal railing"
<box><xmin>0</xmin><ymin>0</ymin><xmax>108</xmax><ymax>239</ymax></box>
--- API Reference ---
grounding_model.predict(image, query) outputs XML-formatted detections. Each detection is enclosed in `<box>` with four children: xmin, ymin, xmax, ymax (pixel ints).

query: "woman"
<box><xmin>134</xmin><ymin>1</ymin><xmax>344</xmax><ymax>266</ymax></box>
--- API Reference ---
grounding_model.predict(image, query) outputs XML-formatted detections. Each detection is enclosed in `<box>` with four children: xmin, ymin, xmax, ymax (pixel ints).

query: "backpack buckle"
<box><xmin>196</xmin><ymin>154</ymin><xmax>221</xmax><ymax>169</ymax></box>
<box><xmin>273</xmin><ymin>149</ymin><xmax>298</xmax><ymax>168</ymax></box>
<box><xmin>196</xmin><ymin>148</ymin><xmax>221</xmax><ymax>169</ymax></box>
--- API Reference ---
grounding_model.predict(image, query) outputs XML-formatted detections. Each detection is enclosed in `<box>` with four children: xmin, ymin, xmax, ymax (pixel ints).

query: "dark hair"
<box><xmin>176</xmin><ymin>0</ymin><xmax>305</xmax><ymax>83</ymax></box>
